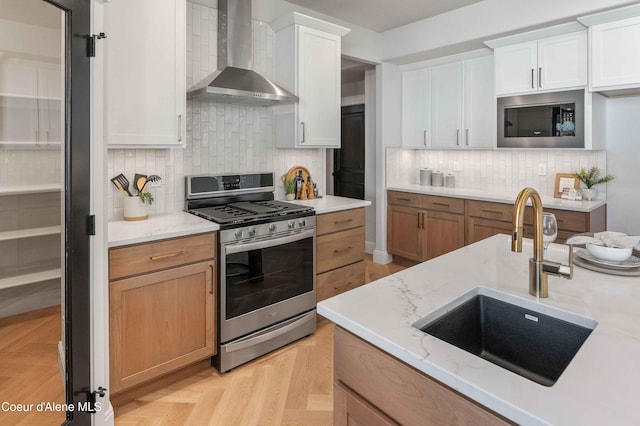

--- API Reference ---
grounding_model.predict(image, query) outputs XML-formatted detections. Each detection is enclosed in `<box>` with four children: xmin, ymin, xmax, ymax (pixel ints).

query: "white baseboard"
<box><xmin>373</xmin><ymin>250</ymin><xmax>392</xmax><ymax>264</ymax></box>
<box><xmin>365</xmin><ymin>241</ymin><xmax>375</xmax><ymax>254</ymax></box>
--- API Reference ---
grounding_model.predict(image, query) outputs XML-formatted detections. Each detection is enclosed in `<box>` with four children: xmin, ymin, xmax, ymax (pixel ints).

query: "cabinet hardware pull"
<box><xmin>334</xmin><ymin>219</ymin><xmax>353</xmax><ymax>224</ymax></box>
<box><xmin>422</xmin><ymin>212</ymin><xmax>426</xmax><ymax>229</ymax></box>
<box><xmin>397</xmin><ymin>197</ymin><xmax>411</xmax><ymax>203</ymax></box>
<box><xmin>209</xmin><ymin>264</ymin><xmax>214</xmax><ymax>294</ymax></box>
<box><xmin>465</xmin><ymin>129</ymin><xmax>469</xmax><ymax>146</ymax></box>
<box><xmin>531</xmin><ymin>68</ymin><xmax>535</xmax><ymax>89</ymax></box>
<box><xmin>150</xmin><ymin>251</ymin><xmax>184</xmax><ymax>261</ymax></box>
<box><xmin>433</xmin><ymin>202</ymin><xmax>450</xmax><ymax>207</ymax></box>
<box><xmin>456</xmin><ymin>129</ymin><xmax>460</xmax><ymax>146</ymax></box>
<box><xmin>481</xmin><ymin>209</ymin><xmax>504</xmax><ymax>215</ymax></box>
<box><xmin>300</xmin><ymin>122</ymin><xmax>305</xmax><ymax>143</ymax></box>
<box><xmin>417</xmin><ymin>212</ymin><xmax>422</xmax><ymax>229</ymax></box>
<box><xmin>423</xmin><ymin>130</ymin><xmax>427</xmax><ymax>146</ymax></box>
<box><xmin>178</xmin><ymin>115</ymin><xmax>183</xmax><ymax>142</ymax></box>
<box><xmin>538</xmin><ymin>67</ymin><xmax>542</xmax><ymax>88</ymax></box>
<box><xmin>334</xmin><ymin>246</ymin><xmax>353</xmax><ymax>254</ymax></box>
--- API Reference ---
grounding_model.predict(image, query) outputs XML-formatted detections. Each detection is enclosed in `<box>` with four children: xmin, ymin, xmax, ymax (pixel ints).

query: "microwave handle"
<box><xmin>224</xmin><ymin>228</ymin><xmax>315</xmax><ymax>255</ymax></box>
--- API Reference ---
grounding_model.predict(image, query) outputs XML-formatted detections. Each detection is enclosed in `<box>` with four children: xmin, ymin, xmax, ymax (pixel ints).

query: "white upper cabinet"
<box><xmin>494</xmin><ymin>31</ymin><xmax>587</xmax><ymax>96</ymax></box>
<box><xmin>430</xmin><ymin>62</ymin><xmax>463</xmax><ymax>148</ymax></box>
<box><xmin>463</xmin><ymin>56</ymin><xmax>495</xmax><ymax>149</ymax></box>
<box><xmin>401</xmin><ymin>68</ymin><xmax>431</xmax><ymax>148</ymax></box>
<box><xmin>104</xmin><ymin>0</ymin><xmax>186</xmax><ymax>148</ymax></box>
<box><xmin>401</xmin><ymin>55</ymin><xmax>494</xmax><ymax>149</ymax></box>
<box><xmin>590</xmin><ymin>16</ymin><xmax>640</xmax><ymax>90</ymax></box>
<box><xmin>273</xmin><ymin>14</ymin><xmax>349</xmax><ymax>148</ymax></box>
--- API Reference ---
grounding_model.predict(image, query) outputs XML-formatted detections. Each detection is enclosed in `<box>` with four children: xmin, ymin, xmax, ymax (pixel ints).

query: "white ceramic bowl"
<box><xmin>586</xmin><ymin>243</ymin><xmax>632</xmax><ymax>263</ymax></box>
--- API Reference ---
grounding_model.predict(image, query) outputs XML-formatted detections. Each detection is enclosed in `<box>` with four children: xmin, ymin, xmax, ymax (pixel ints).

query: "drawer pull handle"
<box><xmin>209</xmin><ymin>264</ymin><xmax>215</xmax><ymax>294</ymax></box>
<box><xmin>334</xmin><ymin>219</ymin><xmax>353</xmax><ymax>225</ymax></box>
<box><xmin>150</xmin><ymin>251</ymin><xmax>184</xmax><ymax>261</ymax></box>
<box><xmin>433</xmin><ymin>202</ymin><xmax>450</xmax><ymax>207</ymax></box>
<box><xmin>481</xmin><ymin>209</ymin><xmax>504</xmax><ymax>215</ymax></box>
<box><xmin>396</xmin><ymin>197</ymin><xmax>412</xmax><ymax>202</ymax></box>
<box><xmin>417</xmin><ymin>212</ymin><xmax>422</xmax><ymax>229</ymax></box>
<box><xmin>334</xmin><ymin>246</ymin><xmax>353</xmax><ymax>254</ymax></box>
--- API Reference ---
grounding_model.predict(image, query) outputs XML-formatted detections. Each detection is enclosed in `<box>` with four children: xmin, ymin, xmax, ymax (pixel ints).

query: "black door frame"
<box><xmin>43</xmin><ymin>0</ymin><xmax>92</xmax><ymax>424</ymax></box>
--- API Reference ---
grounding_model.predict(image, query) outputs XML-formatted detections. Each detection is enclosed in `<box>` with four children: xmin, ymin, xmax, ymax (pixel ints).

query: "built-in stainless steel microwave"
<box><xmin>497</xmin><ymin>89</ymin><xmax>584</xmax><ymax>148</ymax></box>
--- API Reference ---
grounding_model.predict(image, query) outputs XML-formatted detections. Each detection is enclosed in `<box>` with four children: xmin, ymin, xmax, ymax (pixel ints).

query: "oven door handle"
<box><xmin>224</xmin><ymin>311</ymin><xmax>315</xmax><ymax>353</ymax></box>
<box><xmin>224</xmin><ymin>229</ymin><xmax>315</xmax><ymax>255</ymax></box>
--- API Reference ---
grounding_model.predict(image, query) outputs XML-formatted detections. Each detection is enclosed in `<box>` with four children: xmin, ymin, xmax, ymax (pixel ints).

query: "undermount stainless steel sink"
<box><xmin>412</xmin><ymin>287</ymin><xmax>597</xmax><ymax>386</ymax></box>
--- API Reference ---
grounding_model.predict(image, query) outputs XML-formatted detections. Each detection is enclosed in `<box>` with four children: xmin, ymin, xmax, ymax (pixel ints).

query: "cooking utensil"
<box><xmin>111</xmin><ymin>174</ymin><xmax>131</xmax><ymax>196</ymax></box>
<box><xmin>133</xmin><ymin>173</ymin><xmax>147</xmax><ymax>193</ymax></box>
<box><xmin>140</xmin><ymin>174</ymin><xmax>161</xmax><ymax>192</ymax></box>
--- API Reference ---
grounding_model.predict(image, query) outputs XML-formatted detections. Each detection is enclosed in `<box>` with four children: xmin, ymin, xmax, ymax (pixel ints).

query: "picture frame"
<box><xmin>554</xmin><ymin>173</ymin><xmax>579</xmax><ymax>199</ymax></box>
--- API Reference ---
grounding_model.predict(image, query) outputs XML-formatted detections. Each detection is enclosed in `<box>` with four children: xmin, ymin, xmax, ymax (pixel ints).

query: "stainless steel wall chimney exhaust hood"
<box><xmin>187</xmin><ymin>0</ymin><xmax>298</xmax><ymax>105</ymax></box>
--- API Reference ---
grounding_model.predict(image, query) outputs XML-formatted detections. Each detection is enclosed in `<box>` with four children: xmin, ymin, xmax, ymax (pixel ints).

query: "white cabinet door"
<box><xmin>430</xmin><ymin>62</ymin><xmax>462</xmax><ymax>148</ymax></box>
<box><xmin>463</xmin><ymin>56</ymin><xmax>495</xmax><ymax>149</ymax></box>
<box><xmin>538</xmin><ymin>32</ymin><xmax>587</xmax><ymax>91</ymax></box>
<box><xmin>105</xmin><ymin>0</ymin><xmax>186</xmax><ymax>147</ymax></box>
<box><xmin>494</xmin><ymin>41</ymin><xmax>537</xmax><ymax>96</ymax></box>
<box><xmin>297</xmin><ymin>26</ymin><xmax>341</xmax><ymax>147</ymax></box>
<box><xmin>591</xmin><ymin>16</ymin><xmax>640</xmax><ymax>89</ymax></box>
<box><xmin>401</xmin><ymin>68</ymin><xmax>431</xmax><ymax>148</ymax></box>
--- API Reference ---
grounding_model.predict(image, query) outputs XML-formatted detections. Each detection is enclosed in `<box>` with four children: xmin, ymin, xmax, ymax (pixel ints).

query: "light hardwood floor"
<box><xmin>0</xmin><ymin>255</ymin><xmax>413</xmax><ymax>425</ymax></box>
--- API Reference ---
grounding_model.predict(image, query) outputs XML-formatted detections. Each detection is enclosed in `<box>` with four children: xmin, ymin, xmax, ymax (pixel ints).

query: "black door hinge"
<box><xmin>87</xmin><ymin>215</ymin><xmax>96</xmax><ymax>236</ymax></box>
<box><xmin>87</xmin><ymin>32</ymin><xmax>107</xmax><ymax>57</ymax></box>
<box><xmin>86</xmin><ymin>387</ymin><xmax>107</xmax><ymax>413</ymax></box>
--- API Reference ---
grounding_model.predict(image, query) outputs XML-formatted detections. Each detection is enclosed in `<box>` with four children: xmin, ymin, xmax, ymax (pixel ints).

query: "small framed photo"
<box><xmin>554</xmin><ymin>173</ymin><xmax>579</xmax><ymax>199</ymax></box>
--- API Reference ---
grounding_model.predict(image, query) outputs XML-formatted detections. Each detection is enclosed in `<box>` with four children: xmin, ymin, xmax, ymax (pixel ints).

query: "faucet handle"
<box><xmin>543</xmin><ymin>244</ymin><xmax>574</xmax><ymax>279</ymax></box>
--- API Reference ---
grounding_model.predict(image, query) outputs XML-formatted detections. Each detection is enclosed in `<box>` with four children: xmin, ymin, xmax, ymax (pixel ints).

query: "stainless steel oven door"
<box><xmin>220</xmin><ymin>228</ymin><xmax>316</xmax><ymax>343</ymax></box>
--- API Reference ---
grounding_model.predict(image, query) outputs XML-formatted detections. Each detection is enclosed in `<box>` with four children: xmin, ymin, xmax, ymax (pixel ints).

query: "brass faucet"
<box><xmin>512</xmin><ymin>187</ymin><xmax>573</xmax><ymax>298</ymax></box>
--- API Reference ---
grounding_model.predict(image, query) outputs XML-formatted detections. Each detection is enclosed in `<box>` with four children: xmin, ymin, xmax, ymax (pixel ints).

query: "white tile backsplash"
<box><xmin>386</xmin><ymin>148</ymin><xmax>608</xmax><ymax>198</ymax></box>
<box><xmin>106</xmin><ymin>1</ymin><xmax>324</xmax><ymax>221</ymax></box>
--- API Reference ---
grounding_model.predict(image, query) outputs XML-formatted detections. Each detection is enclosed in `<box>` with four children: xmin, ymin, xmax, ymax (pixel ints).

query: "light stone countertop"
<box><xmin>288</xmin><ymin>195</ymin><xmax>371</xmax><ymax>214</ymax></box>
<box><xmin>108</xmin><ymin>211</ymin><xmax>219</xmax><ymax>247</ymax></box>
<box><xmin>318</xmin><ymin>234</ymin><xmax>640</xmax><ymax>425</ymax></box>
<box><xmin>387</xmin><ymin>184</ymin><xmax>606</xmax><ymax>212</ymax></box>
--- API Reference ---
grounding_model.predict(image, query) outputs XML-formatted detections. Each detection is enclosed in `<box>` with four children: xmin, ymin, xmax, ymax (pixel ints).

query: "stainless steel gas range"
<box><xmin>185</xmin><ymin>172</ymin><xmax>316</xmax><ymax>372</ymax></box>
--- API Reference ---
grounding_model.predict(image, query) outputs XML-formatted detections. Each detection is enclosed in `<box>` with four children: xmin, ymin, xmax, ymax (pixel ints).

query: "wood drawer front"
<box><xmin>467</xmin><ymin>200</ymin><xmax>512</xmax><ymax>222</ymax></box>
<box><xmin>317</xmin><ymin>227</ymin><xmax>365</xmax><ymax>274</ymax></box>
<box><xmin>334</xmin><ymin>382</ymin><xmax>399</xmax><ymax>426</ymax></box>
<box><xmin>423</xmin><ymin>195</ymin><xmax>464</xmax><ymax>215</ymax></box>
<box><xmin>109</xmin><ymin>232</ymin><xmax>216</xmax><ymax>280</ymax></box>
<box><xmin>317</xmin><ymin>208</ymin><xmax>365</xmax><ymax>236</ymax></box>
<box><xmin>524</xmin><ymin>208</ymin><xmax>587</xmax><ymax>233</ymax></box>
<box><xmin>388</xmin><ymin>191</ymin><xmax>422</xmax><ymax>208</ymax></box>
<box><xmin>317</xmin><ymin>261</ymin><xmax>365</xmax><ymax>302</ymax></box>
<box><xmin>334</xmin><ymin>327</ymin><xmax>512</xmax><ymax>426</ymax></box>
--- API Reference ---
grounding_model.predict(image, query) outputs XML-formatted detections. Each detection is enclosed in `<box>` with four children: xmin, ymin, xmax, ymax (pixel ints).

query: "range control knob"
<box><xmin>269</xmin><ymin>224</ymin><xmax>278</xmax><ymax>233</ymax></box>
<box><xmin>248</xmin><ymin>227</ymin><xmax>257</xmax><ymax>237</ymax></box>
<box><xmin>298</xmin><ymin>219</ymin><xmax>307</xmax><ymax>227</ymax></box>
<box><xmin>234</xmin><ymin>229</ymin><xmax>244</xmax><ymax>239</ymax></box>
<box><xmin>288</xmin><ymin>220</ymin><xmax>296</xmax><ymax>229</ymax></box>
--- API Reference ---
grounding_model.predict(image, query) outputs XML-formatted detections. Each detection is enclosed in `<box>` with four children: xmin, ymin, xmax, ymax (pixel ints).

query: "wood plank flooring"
<box><xmin>0</xmin><ymin>255</ymin><xmax>413</xmax><ymax>425</ymax></box>
<box><xmin>0</xmin><ymin>305</ymin><xmax>65</xmax><ymax>426</ymax></box>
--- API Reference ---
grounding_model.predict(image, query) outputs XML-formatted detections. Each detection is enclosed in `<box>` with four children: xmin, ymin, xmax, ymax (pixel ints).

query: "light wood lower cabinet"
<box><xmin>316</xmin><ymin>208</ymin><xmax>366</xmax><ymax>302</ymax></box>
<box><xmin>387</xmin><ymin>191</ymin><xmax>465</xmax><ymax>262</ymax></box>
<box><xmin>465</xmin><ymin>199</ymin><xmax>606</xmax><ymax>245</ymax></box>
<box><xmin>334</xmin><ymin>326</ymin><xmax>513</xmax><ymax>426</ymax></box>
<box><xmin>388</xmin><ymin>191</ymin><xmax>607</xmax><ymax>261</ymax></box>
<box><xmin>109</xmin><ymin>233</ymin><xmax>216</xmax><ymax>394</ymax></box>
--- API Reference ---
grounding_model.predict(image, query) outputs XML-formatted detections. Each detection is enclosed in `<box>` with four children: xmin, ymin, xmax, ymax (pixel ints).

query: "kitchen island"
<box><xmin>318</xmin><ymin>234</ymin><xmax>640</xmax><ymax>425</ymax></box>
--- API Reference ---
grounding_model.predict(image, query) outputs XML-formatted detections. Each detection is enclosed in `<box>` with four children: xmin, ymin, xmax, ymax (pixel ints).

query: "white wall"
<box><xmin>605</xmin><ymin>96</ymin><xmax>640</xmax><ymax>235</ymax></box>
<box><xmin>364</xmin><ymin>69</ymin><xmax>376</xmax><ymax>253</ymax></box>
<box><xmin>380</xmin><ymin>0</ymin><xmax>639</xmax><ymax>64</ymax></box>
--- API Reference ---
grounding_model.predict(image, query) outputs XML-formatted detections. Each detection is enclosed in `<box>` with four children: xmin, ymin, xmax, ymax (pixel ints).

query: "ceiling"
<box><xmin>0</xmin><ymin>0</ymin><xmax>61</xmax><ymax>29</ymax></box>
<box><xmin>284</xmin><ymin>0</ymin><xmax>485</xmax><ymax>32</ymax></box>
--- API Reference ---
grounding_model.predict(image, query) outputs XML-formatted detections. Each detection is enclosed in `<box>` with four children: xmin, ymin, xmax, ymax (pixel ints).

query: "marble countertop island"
<box><xmin>318</xmin><ymin>235</ymin><xmax>640</xmax><ymax>425</ymax></box>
